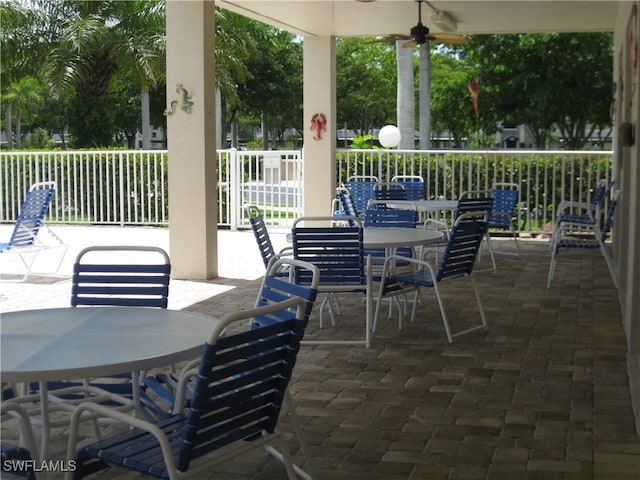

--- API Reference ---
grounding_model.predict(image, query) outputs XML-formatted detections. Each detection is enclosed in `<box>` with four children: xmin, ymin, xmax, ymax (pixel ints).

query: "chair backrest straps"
<box><xmin>338</xmin><ymin>191</ymin><xmax>360</xmax><ymax>223</ymax></box>
<box><xmin>292</xmin><ymin>217</ymin><xmax>364</xmax><ymax>286</ymax></box>
<box><xmin>438</xmin><ymin>210</ymin><xmax>489</xmax><ymax>281</ymax></box>
<box><xmin>491</xmin><ymin>188</ymin><xmax>518</xmax><ymax>216</ymax></box>
<box><xmin>455</xmin><ymin>196</ymin><xmax>493</xmax><ymax>219</ymax></box>
<box><xmin>345</xmin><ymin>178</ymin><xmax>378</xmax><ymax>213</ymax></box>
<box><xmin>600</xmin><ymin>190</ymin><xmax>620</xmax><ymax>241</ymax></box>
<box><xmin>374</xmin><ymin>182</ymin><xmax>407</xmax><ymax>201</ymax></box>
<box><xmin>180</xmin><ymin>299</ymin><xmax>306</xmax><ymax>470</ymax></box>
<box><xmin>246</xmin><ymin>205</ymin><xmax>276</xmax><ymax>268</ymax></box>
<box><xmin>391</xmin><ymin>176</ymin><xmax>425</xmax><ymax>201</ymax></box>
<box><xmin>364</xmin><ymin>208</ymin><xmax>417</xmax><ymax>228</ymax></box>
<box><xmin>253</xmin><ymin>258</ymin><xmax>319</xmax><ymax>328</ymax></box>
<box><xmin>71</xmin><ymin>246</ymin><xmax>171</xmax><ymax>308</ymax></box>
<box><xmin>589</xmin><ymin>179</ymin><xmax>607</xmax><ymax>216</ymax></box>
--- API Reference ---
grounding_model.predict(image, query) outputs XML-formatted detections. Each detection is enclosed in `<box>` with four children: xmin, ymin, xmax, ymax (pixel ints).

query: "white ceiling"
<box><xmin>217</xmin><ymin>0</ymin><xmax>619</xmax><ymax>38</ymax></box>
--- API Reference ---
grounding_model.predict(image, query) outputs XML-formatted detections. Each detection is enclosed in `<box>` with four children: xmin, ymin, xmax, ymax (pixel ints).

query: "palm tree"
<box><xmin>34</xmin><ymin>0</ymin><xmax>165</xmax><ymax>147</ymax></box>
<box><xmin>2</xmin><ymin>76</ymin><xmax>44</xmax><ymax>149</ymax></box>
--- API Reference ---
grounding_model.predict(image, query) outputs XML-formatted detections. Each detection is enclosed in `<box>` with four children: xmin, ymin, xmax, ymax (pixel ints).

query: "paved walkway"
<box><xmin>0</xmin><ymin>224</ymin><xmax>290</xmax><ymax>312</ymax></box>
<box><xmin>1</xmin><ymin>226</ymin><xmax>639</xmax><ymax>479</ymax></box>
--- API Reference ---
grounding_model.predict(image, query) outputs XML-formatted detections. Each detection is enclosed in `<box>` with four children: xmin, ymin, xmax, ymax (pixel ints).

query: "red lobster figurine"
<box><xmin>310</xmin><ymin>113</ymin><xmax>327</xmax><ymax>140</ymax></box>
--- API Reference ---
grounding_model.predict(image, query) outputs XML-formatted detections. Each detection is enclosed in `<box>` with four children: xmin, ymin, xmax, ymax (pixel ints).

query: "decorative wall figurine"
<box><xmin>164</xmin><ymin>84</ymin><xmax>194</xmax><ymax>116</ymax></box>
<box><xmin>311</xmin><ymin>113</ymin><xmax>327</xmax><ymax>140</ymax></box>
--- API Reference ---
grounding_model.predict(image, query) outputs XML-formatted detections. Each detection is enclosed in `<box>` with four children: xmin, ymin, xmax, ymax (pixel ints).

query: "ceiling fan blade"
<box><xmin>367</xmin><ymin>34</ymin><xmax>410</xmax><ymax>43</ymax></box>
<box><xmin>431</xmin><ymin>33</ymin><xmax>469</xmax><ymax>45</ymax></box>
<box><xmin>403</xmin><ymin>39</ymin><xmax>417</xmax><ymax>48</ymax></box>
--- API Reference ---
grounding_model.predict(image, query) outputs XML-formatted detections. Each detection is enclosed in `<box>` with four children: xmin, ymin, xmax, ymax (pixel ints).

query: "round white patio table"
<box><xmin>287</xmin><ymin>227</ymin><xmax>443</xmax><ymax>249</ymax></box>
<box><xmin>386</xmin><ymin>199</ymin><xmax>459</xmax><ymax>223</ymax></box>
<box><xmin>1</xmin><ymin>306</ymin><xmax>217</xmax><ymax>461</ymax></box>
<box><xmin>362</xmin><ymin>226</ymin><xmax>443</xmax><ymax>249</ymax></box>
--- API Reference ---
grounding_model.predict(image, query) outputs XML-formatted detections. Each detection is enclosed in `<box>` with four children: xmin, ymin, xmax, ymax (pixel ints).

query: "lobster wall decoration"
<box><xmin>310</xmin><ymin>113</ymin><xmax>327</xmax><ymax>140</ymax></box>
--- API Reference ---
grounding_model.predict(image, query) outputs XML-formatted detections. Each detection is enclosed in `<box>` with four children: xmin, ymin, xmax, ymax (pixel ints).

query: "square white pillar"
<box><xmin>166</xmin><ymin>1</ymin><xmax>218</xmax><ymax>279</ymax></box>
<box><xmin>303</xmin><ymin>36</ymin><xmax>336</xmax><ymax>217</ymax></box>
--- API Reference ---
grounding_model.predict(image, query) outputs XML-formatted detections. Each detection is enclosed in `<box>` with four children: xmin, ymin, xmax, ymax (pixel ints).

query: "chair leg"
<box><xmin>265</xmin><ymin>434</ymin><xmax>298</xmax><ymax>480</ymax></box>
<box><xmin>365</xmin><ymin>287</ymin><xmax>372</xmax><ymax>348</ymax></box>
<box><xmin>433</xmin><ymin>278</ymin><xmax>488</xmax><ymax>343</ymax></box>
<box><xmin>476</xmin><ymin>234</ymin><xmax>497</xmax><ymax>272</ymax></box>
<box><xmin>283</xmin><ymin>390</ymin><xmax>315</xmax><ymax>479</ymax></box>
<box><xmin>431</xmin><ymin>282</ymin><xmax>454</xmax><ymax>343</ymax></box>
<box><xmin>547</xmin><ymin>248</ymin><xmax>558</xmax><ymax>288</ymax></box>
<box><xmin>598</xmin><ymin>240</ymin><xmax>618</xmax><ymax>289</ymax></box>
<box><xmin>485</xmin><ymin>235</ymin><xmax>497</xmax><ymax>272</ymax></box>
<box><xmin>510</xmin><ymin>222</ymin><xmax>521</xmax><ymax>257</ymax></box>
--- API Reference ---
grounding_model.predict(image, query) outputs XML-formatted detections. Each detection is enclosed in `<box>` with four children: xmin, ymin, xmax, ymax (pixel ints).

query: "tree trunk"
<box><xmin>141</xmin><ymin>88</ymin><xmax>151</xmax><ymax>149</ymax></box>
<box><xmin>261</xmin><ymin>111</ymin><xmax>269</xmax><ymax>149</ymax></box>
<box><xmin>5</xmin><ymin>102</ymin><xmax>14</xmax><ymax>150</ymax></box>
<box><xmin>418</xmin><ymin>42</ymin><xmax>431</xmax><ymax>150</ymax></box>
<box><xmin>396</xmin><ymin>40</ymin><xmax>415</xmax><ymax>150</ymax></box>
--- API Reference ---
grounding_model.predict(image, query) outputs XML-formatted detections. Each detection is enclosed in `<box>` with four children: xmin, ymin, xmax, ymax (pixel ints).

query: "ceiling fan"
<box><xmin>370</xmin><ymin>0</ymin><xmax>468</xmax><ymax>47</ymax></box>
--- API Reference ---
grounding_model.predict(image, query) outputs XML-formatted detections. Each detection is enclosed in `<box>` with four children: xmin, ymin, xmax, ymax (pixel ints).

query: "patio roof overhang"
<box><xmin>217</xmin><ymin>0</ymin><xmax>618</xmax><ymax>37</ymax></box>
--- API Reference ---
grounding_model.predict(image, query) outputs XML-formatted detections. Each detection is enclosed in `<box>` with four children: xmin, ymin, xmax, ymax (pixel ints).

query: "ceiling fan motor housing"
<box><xmin>410</xmin><ymin>23</ymin><xmax>435</xmax><ymax>44</ymax></box>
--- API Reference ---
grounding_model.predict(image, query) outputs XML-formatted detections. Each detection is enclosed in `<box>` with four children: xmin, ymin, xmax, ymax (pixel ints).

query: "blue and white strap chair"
<box><xmin>551</xmin><ymin>179</ymin><xmax>614</xmax><ymax>241</ymax></box>
<box><xmin>547</xmin><ymin>189</ymin><xmax>620</xmax><ymax>289</ymax></box>
<box><xmin>455</xmin><ymin>193</ymin><xmax>496</xmax><ymax>271</ymax></box>
<box><xmin>373</xmin><ymin>210</ymin><xmax>490</xmax><ymax>341</ymax></box>
<box><xmin>487</xmin><ymin>182</ymin><xmax>520</xmax><ymax>256</ymax></box>
<box><xmin>71</xmin><ymin>245</ymin><xmax>171</xmax><ymax>308</ymax></box>
<box><xmin>373</xmin><ymin>181</ymin><xmax>407</xmax><ymax>205</ymax></box>
<box><xmin>391</xmin><ymin>175</ymin><xmax>425</xmax><ymax>201</ymax></box>
<box><xmin>66</xmin><ymin>297</ymin><xmax>311</xmax><ymax>480</ymax></box>
<box><xmin>145</xmin><ymin>258</ymin><xmax>320</xmax><ymax>479</ymax></box>
<box><xmin>291</xmin><ymin>216</ymin><xmax>374</xmax><ymax>347</ymax></box>
<box><xmin>0</xmin><ymin>181</ymin><xmax>67</xmax><ymax>281</ymax></box>
<box><xmin>246</xmin><ymin>205</ymin><xmax>292</xmax><ymax>274</ymax></box>
<box><xmin>337</xmin><ymin>188</ymin><xmax>361</xmax><ymax>223</ymax></box>
<box><xmin>344</xmin><ymin>176</ymin><xmax>379</xmax><ymax>214</ymax></box>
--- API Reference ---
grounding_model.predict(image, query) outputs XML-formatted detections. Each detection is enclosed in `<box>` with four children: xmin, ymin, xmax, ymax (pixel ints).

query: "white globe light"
<box><xmin>378</xmin><ymin>125</ymin><xmax>401</xmax><ymax>148</ymax></box>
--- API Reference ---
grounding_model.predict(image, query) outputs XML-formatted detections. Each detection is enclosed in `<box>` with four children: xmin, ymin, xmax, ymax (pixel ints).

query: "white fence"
<box><xmin>0</xmin><ymin>148</ymin><xmax>612</xmax><ymax>234</ymax></box>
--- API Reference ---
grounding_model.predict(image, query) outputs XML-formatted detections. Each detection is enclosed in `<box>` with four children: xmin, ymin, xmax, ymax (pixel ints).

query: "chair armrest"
<box><xmin>66</xmin><ymin>402</ymin><xmax>179</xmax><ymax>480</ymax></box>
<box><xmin>276</xmin><ymin>246</ymin><xmax>293</xmax><ymax>256</ymax></box>
<box><xmin>555</xmin><ymin>201</ymin><xmax>592</xmax><ymax>216</ymax></box>
<box><xmin>460</xmin><ymin>189</ymin><xmax>492</xmax><ymax>199</ymax></box>
<box><xmin>382</xmin><ymin>254</ymin><xmax>436</xmax><ymax>278</ymax></box>
<box><xmin>423</xmin><ymin>218</ymin><xmax>449</xmax><ymax>232</ymax></box>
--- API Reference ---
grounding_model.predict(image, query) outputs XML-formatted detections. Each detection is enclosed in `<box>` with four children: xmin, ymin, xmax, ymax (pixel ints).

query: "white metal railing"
<box><xmin>336</xmin><ymin>148</ymin><xmax>613</xmax><ymax>233</ymax></box>
<box><xmin>0</xmin><ymin>148</ymin><xmax>612</xmax><ymax>234</ymax></box>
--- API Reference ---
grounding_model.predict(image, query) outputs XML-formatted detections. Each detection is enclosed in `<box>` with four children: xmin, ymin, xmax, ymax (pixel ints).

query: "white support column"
<box><xmin>303</xmin><ymin>36</ymin><xmax>336</xmax><ymax>217</ymax></box>
<box><xmin>166</xmin><ymin>1</ymin><xmax>217</xmax><ymax>279</ymax></box>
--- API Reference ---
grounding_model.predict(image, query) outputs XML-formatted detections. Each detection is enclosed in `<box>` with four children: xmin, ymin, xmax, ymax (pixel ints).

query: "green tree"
<box><xmin>32</xmin><ymin>0</ymin><xmax>165</xmax><ymax>148</ymax></box>
<box><xmin>464</xmin><ymin>33</ymin><xmax>613</xmax><ymax>149</ymax></box>
<box><xmin>336</xmin><ymin>38</ymin><xmax>396</xmax><ymax>136</ymax></box>
<box><xmin>215</xmin><ymin>8</ymin><xmax>256</xmax><ymax>148</ymax></box>
<box><xmin>2</xmin><ymin>76</ymin><xmax>44</xmax><ymax>149</ymax></box>
<box><xmin>238</xmin><ymin>24</ymin><xmax>302</xmax><ymax>149</ymax></box>
<box><xmin>1</xmin><ymin>2</ymin><xmax>44</xmax><ymax>149</ymax></box>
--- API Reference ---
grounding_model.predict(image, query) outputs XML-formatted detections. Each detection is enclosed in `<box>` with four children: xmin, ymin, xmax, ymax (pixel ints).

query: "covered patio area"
<box><xmin>1</xmin><ymin>226</ymin><xmax>638</xmax><ymax>478</ymax></box>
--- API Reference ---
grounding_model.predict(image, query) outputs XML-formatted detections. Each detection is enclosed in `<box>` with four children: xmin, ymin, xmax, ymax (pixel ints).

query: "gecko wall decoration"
<box><xmin>164</xmin><ymin>84</ymin><xmax>194</xmax><ymax>116</ymax></box>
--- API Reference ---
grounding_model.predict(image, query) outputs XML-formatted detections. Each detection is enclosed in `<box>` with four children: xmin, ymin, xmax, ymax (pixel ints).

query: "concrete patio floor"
<box><xmin>1</xmin><ymin>225</ymin><xmax>639</xmax><ymax>479</ymax></box>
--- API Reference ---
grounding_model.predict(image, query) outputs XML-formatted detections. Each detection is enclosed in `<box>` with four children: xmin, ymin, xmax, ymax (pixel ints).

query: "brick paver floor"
<box><xmin>1</xmin><ymin>226</ymin><xmax>639</xmax><ymax>479</ymax></box>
